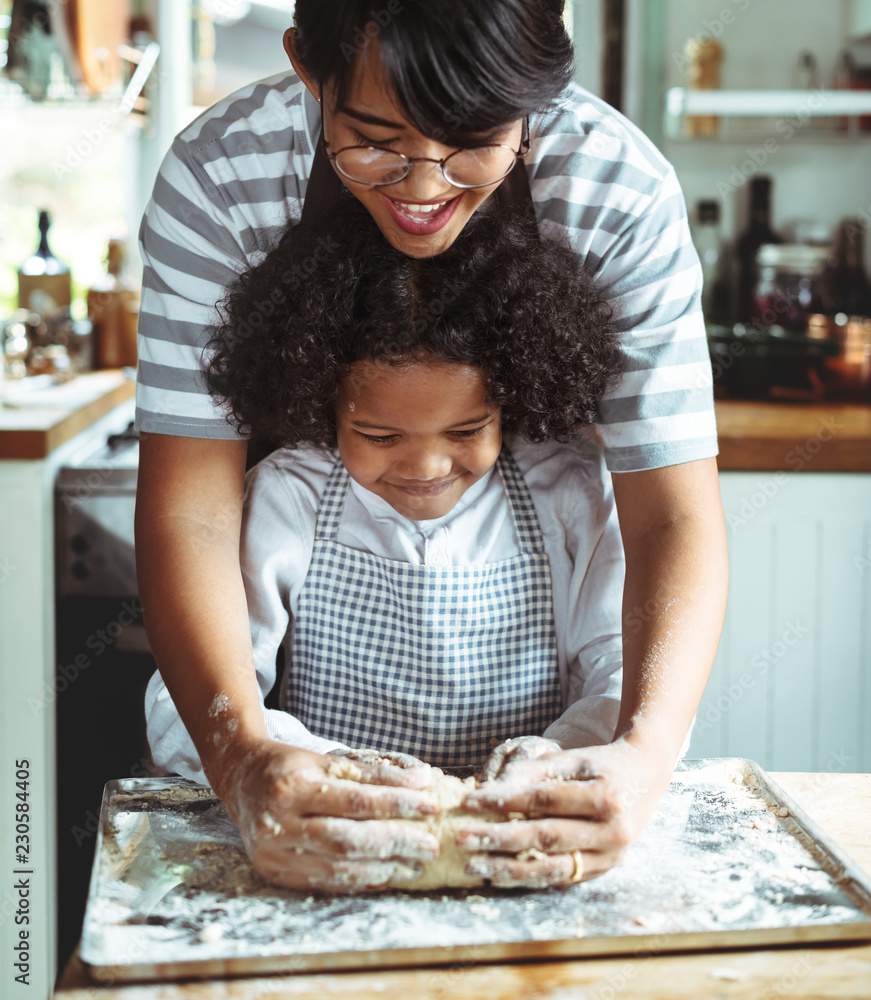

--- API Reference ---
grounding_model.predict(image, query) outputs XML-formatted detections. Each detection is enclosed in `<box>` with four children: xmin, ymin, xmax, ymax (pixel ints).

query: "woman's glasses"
<box><xmin>323</xmin><ymin>119</ymin><xmax>530</xmax><ymax>189</ymax></box>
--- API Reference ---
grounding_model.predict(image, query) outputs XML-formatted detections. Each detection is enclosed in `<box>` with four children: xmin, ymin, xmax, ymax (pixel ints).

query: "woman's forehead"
<box><xmin>327</xmin><ymin>43</ymin><xmax>412</xmax><ymax>129</ymax></box>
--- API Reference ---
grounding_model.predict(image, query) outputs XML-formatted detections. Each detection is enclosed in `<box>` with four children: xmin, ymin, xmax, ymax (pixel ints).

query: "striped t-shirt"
<box><xmin>136</xmin><ymin>72</ymin><xmax>717</xmax><ymax>473</ymax></box>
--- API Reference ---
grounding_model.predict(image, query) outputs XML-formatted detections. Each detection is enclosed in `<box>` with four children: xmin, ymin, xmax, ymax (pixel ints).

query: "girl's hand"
<box><xmin>456</xmin><ymin>737</ymin><xmax>673</xmax><ymax>888</ymax></box>
<box><xmin>215</xmin><ymin>738</ymin><xmax>441</xmax><ymax>892</ymax></box>
<box><xmin>330</xmin><ymin>746</ymin><xmax>433</xmax><ymax>772</ymax></box>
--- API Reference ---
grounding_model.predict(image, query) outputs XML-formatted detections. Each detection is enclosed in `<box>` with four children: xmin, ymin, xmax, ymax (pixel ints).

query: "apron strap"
<box><xmin>300</xmin><ymin>132</ymin><xmax>349</xmax><ymax>228</ymax></box>
<box><xmin>313</xmin><ymin>457</ymin><xmax>351</xmax><ymax>541</ymax></box>
<box><xmin>497</xmin><ymin>448</ymin><xmax>547</xmax><ymax>555</ymax></box>
<box><xmin>493</xmin><ymin>152</ymin><xmax>536</xmax><ymax>227</ymax></box>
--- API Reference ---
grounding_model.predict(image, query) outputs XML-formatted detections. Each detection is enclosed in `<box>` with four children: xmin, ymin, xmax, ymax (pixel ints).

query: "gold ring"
<box><xmin>569</xmin><ymin>849</ymin><xmax>584</xmax><ymax>883</ymax></box>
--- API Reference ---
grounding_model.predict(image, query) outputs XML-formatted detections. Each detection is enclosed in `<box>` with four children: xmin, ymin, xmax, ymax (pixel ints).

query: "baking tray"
<box><xmin>79</xmin><ymin>758</ymin><xmax>871</xmax><ymax>982</ymax></box>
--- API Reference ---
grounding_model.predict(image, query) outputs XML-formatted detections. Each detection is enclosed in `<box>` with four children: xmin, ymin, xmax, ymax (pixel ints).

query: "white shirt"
<box><xmin>146</xmin><ymin>432</ymin><xmax>625</xmax><ymax>782</ymax></box>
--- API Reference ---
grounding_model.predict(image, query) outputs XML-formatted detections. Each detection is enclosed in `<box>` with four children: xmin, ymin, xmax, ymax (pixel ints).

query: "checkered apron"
<box><xmin>286</xmin><ymin>449</ymin><xmax>561</xmax><ymax>769</ymax></box>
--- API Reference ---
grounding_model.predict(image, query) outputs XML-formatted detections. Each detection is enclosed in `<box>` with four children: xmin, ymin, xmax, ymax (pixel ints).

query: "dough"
<box><xmin>327</xmin><ymin>757</ymin><xmax>513</xmax><ymax>891</ymax></box>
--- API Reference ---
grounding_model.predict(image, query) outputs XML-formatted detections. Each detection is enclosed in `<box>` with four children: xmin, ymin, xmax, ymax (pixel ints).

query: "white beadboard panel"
<box><xmin>769</xmin><ymin>518</ymin><xmax>819</xmax><ymax>772</ymax></box>
<box><xmin>691</xmin><ymin>472</ymin><xmax>871</xmax><ymax>773</ymax></box>
<box><xmin>706</xmin><ymin>517</ymin><xmax>773</xmax><ymax>763</ymax></box>
<box><xmin>817</xmin><ymin>516</ymin><xmax>866</xmax><ymax>773</ymax></box>
<box><xmin>860</xmin><ymin>518</ymin><xmax>871</xmax><ymax>771</ymax></box>
<box><xmin>726</xmin><ymin>517</ymin><xmax>773</xmax><ymax>766</ymax></box>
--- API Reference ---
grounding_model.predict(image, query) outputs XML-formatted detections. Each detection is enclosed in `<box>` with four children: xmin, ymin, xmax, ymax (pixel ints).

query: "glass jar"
<box><xmin>752</xmin><ymin>244</ymin><xmax>831</xmax><ymax>334</ymax></box>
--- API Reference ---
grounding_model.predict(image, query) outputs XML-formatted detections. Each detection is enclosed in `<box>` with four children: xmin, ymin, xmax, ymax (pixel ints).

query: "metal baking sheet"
<box><xmin>79</xmin><ymin>758</ymin><xmax>871</xmax><ymax>982</ymax></box>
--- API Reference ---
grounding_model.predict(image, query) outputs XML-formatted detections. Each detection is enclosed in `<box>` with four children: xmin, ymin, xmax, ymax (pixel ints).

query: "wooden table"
<box><xmin>53</xmin><ymin>771</ymin><xmax>871</xmax><ymax>999</ymax></box>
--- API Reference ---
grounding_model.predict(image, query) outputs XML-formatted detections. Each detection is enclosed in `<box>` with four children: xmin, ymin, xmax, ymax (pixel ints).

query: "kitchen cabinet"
<box><xmin>852</xmin><ymin>0</ymin><xmax>871</xmax><ymax>38</ymax></box>
<box><xmin>0</xmin><ymin>372</ymin><xmax>135</xmax><ymax>998</ymax></box>
<box><xmin>691</xmin><ymin>401</ymin><xmax>871</xmax><ymax>772</ymax></box>
<box><xmin>625</xmin><ymin>0</ymin><xmax>871</xmax><ymax>263</ymax></box>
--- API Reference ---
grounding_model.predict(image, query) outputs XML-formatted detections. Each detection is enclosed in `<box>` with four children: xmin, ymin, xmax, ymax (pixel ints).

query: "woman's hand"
<box><xmin>215</xmin><ymin>738</ymin><xmax>441</xmax><ymax>892</ymax></box>
<box><xmin>456</xmin><ymin>737</ymin><xmax>674</xmax><ymax>888</ymax></box>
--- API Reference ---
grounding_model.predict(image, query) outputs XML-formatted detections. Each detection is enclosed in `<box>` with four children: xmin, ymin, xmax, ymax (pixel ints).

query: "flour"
<box><xmin>80</xmin><ymin>762</ymin><xmax>871</xmax><ymax>979</ymax></box>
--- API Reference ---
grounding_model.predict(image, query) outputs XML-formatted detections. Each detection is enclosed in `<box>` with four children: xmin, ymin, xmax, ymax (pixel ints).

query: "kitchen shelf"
<box><xmin>664</xmin><ymin>88</ymin><xmax>871</xmax><ymax>140</ymax></box>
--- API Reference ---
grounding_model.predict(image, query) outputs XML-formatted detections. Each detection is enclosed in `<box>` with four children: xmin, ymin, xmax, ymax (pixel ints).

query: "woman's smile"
<box><xmin>380</xmin><ymin>194</ymin><xmax>462</xmax><ymax>235</ymax></box>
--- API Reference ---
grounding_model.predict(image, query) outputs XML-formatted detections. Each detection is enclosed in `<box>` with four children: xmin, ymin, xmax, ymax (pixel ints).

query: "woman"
<box><xmin>135</xmin><ymin>0</ymin><xmax>727</xmax><ymax>891</ymax></box>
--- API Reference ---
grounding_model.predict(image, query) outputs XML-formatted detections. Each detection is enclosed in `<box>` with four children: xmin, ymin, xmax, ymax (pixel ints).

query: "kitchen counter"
<box><xmin>715</xmin><ymin>399</ymin><xmax>871</xmax><ymax>472</ymax></box>
<box><xmin>53</xmin><ymin>770</ymin><xmax>871</xmax><ymax>999</ymax></box>
<box><xmin>0</xmin><ymin>369</ymin><xmax>135</xmax><ymax>459</ymax></box>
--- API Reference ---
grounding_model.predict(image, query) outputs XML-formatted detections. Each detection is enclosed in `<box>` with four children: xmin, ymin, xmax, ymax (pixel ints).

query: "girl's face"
<box><xmin>285</xmin><ymin>33</ymin><xmax>524</xmax><ymax>259</ymax></box>
<box><xmin>335</xmin><ymin>358</ymin><xmax>502</xmax><ymax>521</ymax></box>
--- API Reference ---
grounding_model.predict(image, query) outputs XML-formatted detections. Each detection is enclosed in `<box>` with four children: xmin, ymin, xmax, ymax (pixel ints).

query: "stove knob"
<box><xmin>71</xmin><ymin>561</ymin><xmax>89</xmax><ymax>580</ymax></box>
<box><xmin>71</xmin><ymin>534</ymin><xmax>89</xmax><ymax>555</ymax></box>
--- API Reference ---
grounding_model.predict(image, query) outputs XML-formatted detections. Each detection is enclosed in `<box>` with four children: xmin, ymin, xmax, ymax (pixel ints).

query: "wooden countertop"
<box><xmin>715</xmin><ymin>399</ymin><xmax>871</xmax><ymax>472</ymax></box>
<box><xmin>54</xmin><ymin>771</ymin><xmax>871</xmax><ymax>1000</ymax></box>
<box><xmin>0</xmin><ymin>370</ymin><xmax>135</xmax><ymax>460</ymax></box>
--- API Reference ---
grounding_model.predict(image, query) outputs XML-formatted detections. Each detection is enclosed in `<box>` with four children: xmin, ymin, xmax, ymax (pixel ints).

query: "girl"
<box><xmin>146</xmin><ymin>195</ymin><xmax>628</xmax><ymax>890</ymax></box>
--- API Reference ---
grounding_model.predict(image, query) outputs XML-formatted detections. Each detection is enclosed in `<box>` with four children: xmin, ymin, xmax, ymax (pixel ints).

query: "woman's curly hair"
<box><xmin>205</xmin><ymin>192</ymin><xmax>624</xmax><ymax>449</ymax></box>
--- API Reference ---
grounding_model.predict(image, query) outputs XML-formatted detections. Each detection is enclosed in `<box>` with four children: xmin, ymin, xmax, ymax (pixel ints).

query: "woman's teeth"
<box><xmin>393</xmin><ymin>200</ymin><xmax>450</xmax><ymax>218</ymax></box>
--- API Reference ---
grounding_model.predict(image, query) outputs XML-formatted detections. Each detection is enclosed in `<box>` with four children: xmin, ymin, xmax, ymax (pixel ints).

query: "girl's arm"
<box><xmin>135</xmin><ymin>432</ymin><xmax>439</xmax><ymax>891</ymax></box>
<box><xmin>543</xmin><ymin>461</ymin><xmax>625</xmax><ymax>751</ymax></box>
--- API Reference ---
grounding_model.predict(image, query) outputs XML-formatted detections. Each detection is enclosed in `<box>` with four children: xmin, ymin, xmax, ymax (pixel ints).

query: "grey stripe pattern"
<box><xmin>598</xmin><ymin>386</ymin><xmax>713</xmax><ymax>425</ymax></box>
<box><xmin>138</xmin><ymin>358</ymin><xmax>209</xmax><ymax>395</ymax></box>
<box><xmin>620</xmin><ymin>337</ymin><xmax>711</xmax><ymax>373</ymax></box>
<box><xmin>533</xmin><ymin>151</ymin><xmax>660</xmax><ymax>199</ymax></box>
<box><xmin>135</xmin><ymin>72</ymin><xmax>716</xmax><ymax>471</ymax></box>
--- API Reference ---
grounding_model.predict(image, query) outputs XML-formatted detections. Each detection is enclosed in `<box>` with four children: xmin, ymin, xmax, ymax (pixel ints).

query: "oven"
<box><xmin>54</xmin><ymin>418</ymin><xmax>157</xmax><ymax>967</ymax></box>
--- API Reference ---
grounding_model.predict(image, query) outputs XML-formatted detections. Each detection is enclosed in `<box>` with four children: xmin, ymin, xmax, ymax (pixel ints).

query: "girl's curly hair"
<box><xmin>205</xmin><ymin>192</ymin><xmax>623</xmax><ymax>449</ymax></box>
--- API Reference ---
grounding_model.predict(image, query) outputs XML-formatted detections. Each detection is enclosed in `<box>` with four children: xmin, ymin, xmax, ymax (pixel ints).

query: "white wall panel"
<box><xmin>690</xmin><ymin>472</ymin><xmax>871</xmax><ymax>773</ymax></box>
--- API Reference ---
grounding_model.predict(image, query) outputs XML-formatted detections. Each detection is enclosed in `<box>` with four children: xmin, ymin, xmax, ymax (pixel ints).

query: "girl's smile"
<box><xmin>387</xmin><ymin>477</ymin><xmax>457</xmax><ymax>497</ymax></box>
<box><xmin>335</xmin><ymin>358</ymin><xmax>502</xmax><ymax>520</ymax></box>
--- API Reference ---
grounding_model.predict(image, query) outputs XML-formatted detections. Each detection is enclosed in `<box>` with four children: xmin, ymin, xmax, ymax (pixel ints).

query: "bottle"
<box><xmin>792</xmin><ymin>50</ymin><xmax>820</xmax><ymax>90</ymax></box>
<box><xmin>18</xmin><ymin>210</ymin><xmax>72</xmax><ymax>316</ymax></box>
<box><xmin>87</xmin><ymin>240</ymin><xmax>140</xmax><ymax>369</ymax></box>
<box><xmin>735</xmin><ymin>177</ymin><xmax>782</xmax><ymax>323</ymax></box>
<box><xmin>691</xmin><ymin>200</ymin><xmax>727</xmax><ymax>322</ymax></box>
<box><xmin>834</xmin><ymin>49</ymin><xmax>855</xmax><ymax>132</ymax></box>
<box><xmin>683</xmin><ymin>37</ymin><xmax>724</xmax><ymax>137</ymax></box>
<box><xmin>823</xmin><ymin>219</ymin><xmax>871</xmax><ymax>397</ymax></box>
<box><xmin>826</xmin><ymin>218</ymin><xmax>871</xmax><ymax>318</ymax></box>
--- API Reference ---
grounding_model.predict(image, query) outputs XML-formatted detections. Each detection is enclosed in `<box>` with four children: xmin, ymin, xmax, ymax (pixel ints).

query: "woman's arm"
<box><xmin>144</xmin><ymin>450</ymin><xmax>355</xmax><ymax>785</ymax></box>
<box><xmin>135</xmin><ymin>432</ymin><xmax>266</xmax><ymax>773</ymax></box>
<box><xmin>135</xmin><ymin>432</ymin><xmax>440</xmax><ymax>890</ymax></box>
<box><xmin>612</xmin><ymin>456</ymin><xmax>728</xmax><ymax>762</ymax></box>
<box><xmin>458</xmin><ymin>457</ymin><xmax>727</xmax><ymax>885</ymax></box>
